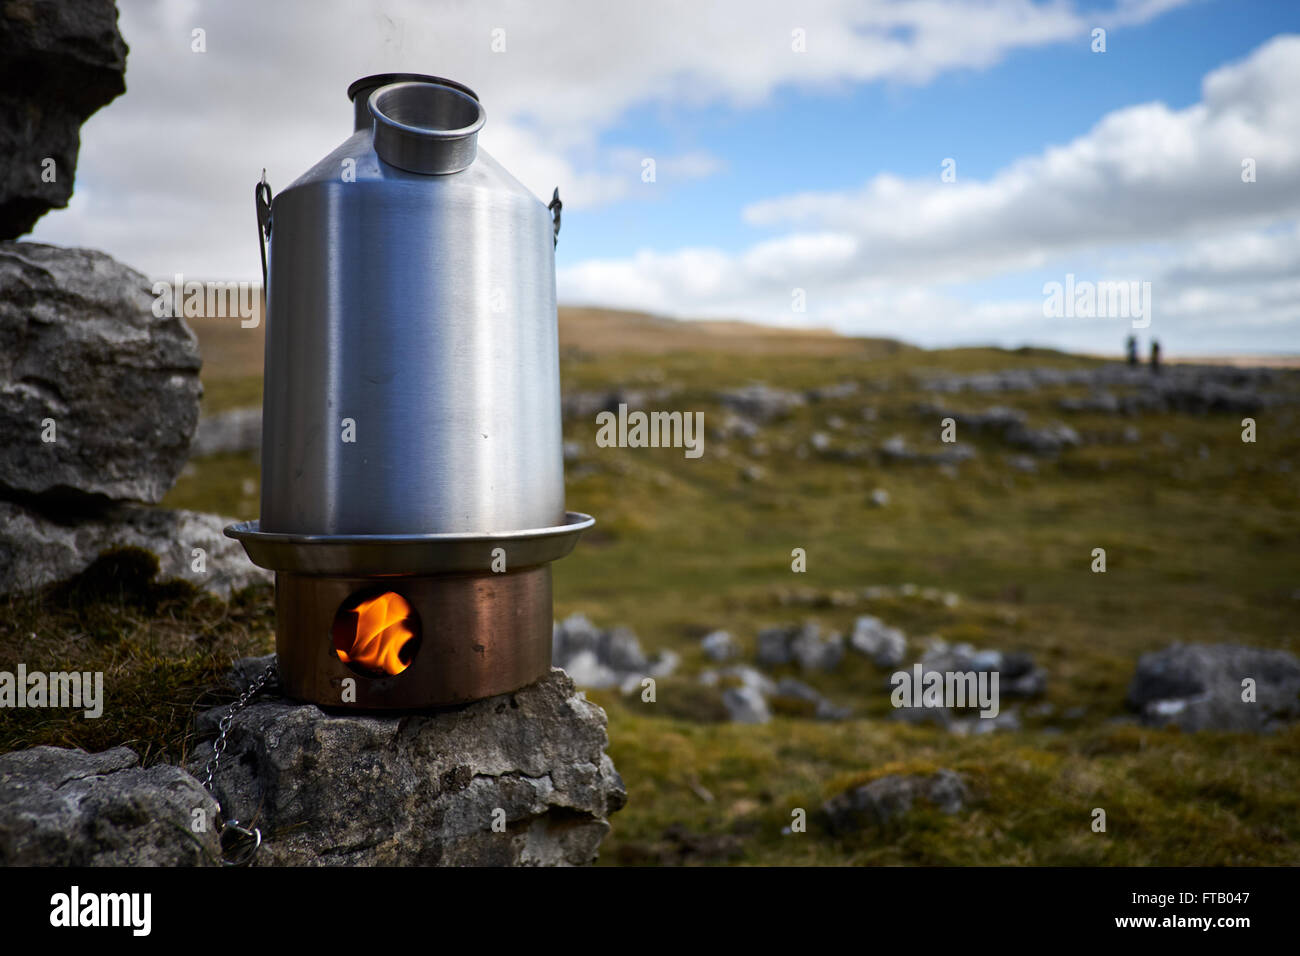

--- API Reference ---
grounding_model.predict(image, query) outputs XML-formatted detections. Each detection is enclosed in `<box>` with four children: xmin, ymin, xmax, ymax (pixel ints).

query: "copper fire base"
<box><xmin>225</xmin><ymin>512</ymin><xmax>594</xmax><ymax>710</ymax></box>
<box><xmin>275</xmin><ymin>567</ymin><xmax>552</xmax><ymax>710</ymax></box>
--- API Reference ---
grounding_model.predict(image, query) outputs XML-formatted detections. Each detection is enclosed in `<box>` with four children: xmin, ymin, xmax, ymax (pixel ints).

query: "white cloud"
<box><xmin>29</xmin><ymin>0</ymin><xmax>1185</xmax><ymax>279</ymax></box>
<box><xmin>560</xmin><ymin>35</ymin><xmax>1300</xmax><ymax>352</ymax></box>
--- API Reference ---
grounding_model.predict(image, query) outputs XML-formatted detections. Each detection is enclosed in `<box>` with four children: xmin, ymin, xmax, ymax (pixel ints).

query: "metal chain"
<box><xmin>202</xmin><ymin>661</ymin><xmax>277</xmax><ymax>866</ymax></box>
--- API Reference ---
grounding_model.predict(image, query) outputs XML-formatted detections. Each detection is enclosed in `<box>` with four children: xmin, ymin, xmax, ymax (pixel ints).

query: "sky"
<box><xmin>29</xmin><ymin>0</ymin><xmax>1300</xmax><ymax>355</ymax></box>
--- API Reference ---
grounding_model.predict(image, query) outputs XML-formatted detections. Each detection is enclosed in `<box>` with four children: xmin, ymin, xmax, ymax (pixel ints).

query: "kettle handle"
<box><xmin>548</xmin><ymin>187</ymin><xmax>562</xmax><ymax>248</ymax></box>
<box><xmin>255</xmin><ymin>170</ymin><xmax>273</xmax><ymax>296</ymax></box>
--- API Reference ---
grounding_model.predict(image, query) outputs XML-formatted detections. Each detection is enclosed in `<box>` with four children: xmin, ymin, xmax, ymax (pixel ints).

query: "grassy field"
<box><xmin>5</xmin><ymin>308</ymin><xmax>1299</xmax><ymax>865</ymax></box>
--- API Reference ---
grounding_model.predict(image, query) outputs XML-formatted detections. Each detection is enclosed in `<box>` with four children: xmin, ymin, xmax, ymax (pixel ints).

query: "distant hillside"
<box><xmin>185</xmin><ymin>300</ymin><xmax>911</xmax><ymax>383</ymax></box>
<box><xmin>557</xmin><ymin>306</ymin><xmax>905</xmax><ymax>357</ymax></box>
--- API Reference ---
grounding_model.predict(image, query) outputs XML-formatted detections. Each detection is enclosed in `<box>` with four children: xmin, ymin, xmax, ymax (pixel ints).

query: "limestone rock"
<box><xmin>0</xmin><ymin>1</ymin><xmax>127</xmax><ymax>238</ymax></box>
<box><xmin>700</xmin><ymin>629</ymin><xmax>739</xmax><ymax>662</ymax></box>
<box><xmin>717</xmin><ymin>383</ymin><xmax>805</xmax><ymax>422</ymax></box>
<box><xmin>0</xmin><ymin>499</ymin><xmax>270</xmax><ymax>598</ymax></box>
<box><xmin>849</xmin><ymin>615</ymin><xmax>908</xmax><ymax>668</ymax></box>
<box><xmin>552</xmin><ymin>613</ymin><xmax>677</xmax><ymax>691</ymax></box>
<box><xmin>757</xmin><ymin>621</ymin><xmax>843</xmax><ymax>672</ymax></box>
<box><xmin>0</xmin><ymin>242</ymin><xmax>201</xmax><ymax>504</ymax></box>
<box><xmin>187</xmin><ymin>667</ymin><xmax>626</xmax><ymax>866</ymax></box>
<box><xmin>0</xmin><ymin>746</ymin><xmax>220</xmax><ymax>866</ymax></box>
<box><xmin>1127</xmin><ymin>643</ymin><xmax>1300</xmax><ymax>732</ymax></box>
<box><xmin>824</xmin><ymin>769</ymin><xmax>968</xmax><ymax>831</ymax></box>
<box><xmin>721</xmin><ymin>685</ymin><xmax>771</xmax><ymax>724</ymax></box>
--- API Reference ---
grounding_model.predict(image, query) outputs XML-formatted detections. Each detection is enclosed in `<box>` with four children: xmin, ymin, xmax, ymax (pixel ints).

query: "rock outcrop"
<box><xmin>824</xmin><ymin>770</ymin><xmax>968</xmax><ymax>831</ymax></box>
<box><xmin>0</xmin><ymin>242</ymin><xmax>255</xmax><ymax>600</ymax></box>
<box><xmin>0</xmin><ymin>746</ymin><xmax>220</xmax><ymax>866</ymax></box>
<box><xmin>0</xmin><ymin>0</ymin><xmax>127</xmax><ymax>238</ymax></box>
<box><xmin>0</xmin><ymin>500</ymin><xmax>269</xmax><ymax>598</ymax></box>
<box><xmin>1127</xmin><ymin>643</ymin><xmax>1300</xmax><ymax>732</ymax></box>
<box><xmin>187</xmin><ymin>665</ymin><xmax>626</xmax><ymax>866</ymax></box>
<box><xmin>0</xmin><ymin>242</ymin><xmax>201</xmax><ymax>504</ymax></box>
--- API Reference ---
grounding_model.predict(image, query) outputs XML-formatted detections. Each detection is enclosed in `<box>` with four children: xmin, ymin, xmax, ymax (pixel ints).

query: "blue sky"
<box><xmin>31</xmin><ymin>0</ymin><xmax>1300</xmax><ymax>355</ymax></box>
<box><xmin>566</xmin><ymin>0</ymin><xmax>1299</xmax><ymax>262</ymax></box>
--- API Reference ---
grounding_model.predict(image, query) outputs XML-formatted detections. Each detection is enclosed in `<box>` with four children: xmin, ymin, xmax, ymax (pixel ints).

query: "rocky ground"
<box><xmin>146</xmin><ymin>328</ymin><xmax>1300</xmax><ymax>865</ymax></box>
<box><xmin>5</xmin><ymin>332</ymin><xmax>1300</xmax><ymax>864</ymax></box>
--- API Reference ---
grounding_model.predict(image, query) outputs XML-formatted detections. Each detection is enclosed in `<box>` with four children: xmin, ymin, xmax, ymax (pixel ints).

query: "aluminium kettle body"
<box><xmin>258</xmin><ymin>75</ymin><xmax>564</xmax><ymax>537</ymax></box>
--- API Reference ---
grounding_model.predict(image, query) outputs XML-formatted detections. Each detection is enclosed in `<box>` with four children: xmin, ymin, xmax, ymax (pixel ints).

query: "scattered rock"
<box><xmin>721</xmin><ymin>685</ymin><xmax>770</xmax><ymax>724</ymax></box>
<box><xmin>918</xmin><ymin>363</ymin><xmax>1292</xmax><ymax>416</ymax></box>
<box><xmin>700</xmin><ymin>664</ymin><xmax>777</xmax><ymax>696</ymax></box>
<box><xmin>712</xmin><ymin>412</ymin><xmax>760</xmax><ymax>441</ymax></box>
<box><xmin>806</xmin><ymin>381</ymin><xmax>859</xmax><ymax>402</ymax></box>
<box><xmin>186</xmin><ymin>666</ymin><xmax>625</xmax><ymax>866</ymax></box>
<box><xmin>1059</xmin><ymin>391</ymin><xmax>1120</xmax><ymax>414</ymax></box>
<box><xmin>558</xmin><ymin>649</ymin><xmax>617</xmax><ymax>690</ymax></box>
<box><xmin>0</xmin><ymin>746</ymin><xmax>219</xmax><ymax>866</ymax></box>
<box><xmin>700</xmin><ymin>629</ymin><xmax>739</xmax><ymax>662</ymax></box>
<box><xmin>879</xmin><ymin>434</ymin><xmax>976</xmax><ymax>466</ymax></box>
<box><xmin>849</xmin><ymin>615</ymin><xmax>908</xmax><ymax>667</ymax></box>
<box><xmin>0</xmin><ymin>242</ymin><xmax>201</xmax><ymax>504</ymax></box>
<box><xmin>0</xmin><ymin>499</ymin><xmax>270</xmax><ymax>598</ymax></box>
<box><xmin>1004</xmin><ymin>422</ymin><xmax>1082</xmax><ymax>454</ymax></box>
<box><xmin>921</xmin><ymin>403</ymin><xmax>1027</xmax><ymax>432</ymax></box>
<box><xmin>561</xmin><ymin>387</ymin><xmax>675</xmax><ymax>422</ymax></box>
<box><xmin>1127</xmin><ymin>643</ymin><xmax>1300</xmax><ymax>732</ymax></box>
<box><xmin>0</xmin><ymin>1</ymin><xmax>127</xmax><ymax>238</ymax></box>
<box><xmin>717</xmin><ymin>383</ymin><xmax>805</xmax><ymax>422</ymax></box>
<box><xmin>756</xmin><ymin>625</ymin><xmax>793</xmax><ymax>666</ymax></box>
<box><xmin>920</xmin><ymin>639</ymin><xmax>1047</xmax><ymax>698</ymax></box>
<box><xmin>552</xmin><ymin>614</ymin><xmax>677</xmax><ymax>691</ymax></box>
<box><xmin>824</xmin><ymin>769</ymin><xmax>968</xmax><ymax>831</ymax></box>
<box><xmin>757</xmin><ymin>621</ymin><xmax>843</xmax><ymax>672</ymax></box>
<box><xmin>704</xmin><ymin>665</ymin><xmax>849</xmax><ymax>723</ymax></box>
<box><xmin>791</xmin><ymin>623</ymin><xmax>844</xmax><ymax>671</ymax></box>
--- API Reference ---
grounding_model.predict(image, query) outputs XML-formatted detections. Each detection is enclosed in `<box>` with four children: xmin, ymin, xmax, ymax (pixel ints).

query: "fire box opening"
<box><xmin>331</xmin><ymin>589</ymin><xmax>421</xmax><ymax>678</ymax></box>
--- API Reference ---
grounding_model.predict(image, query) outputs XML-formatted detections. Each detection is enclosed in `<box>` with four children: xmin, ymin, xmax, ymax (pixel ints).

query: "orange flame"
<box><xmin>333</xmin><ymin>591</ymin><xmax>417</xmax><ymax>676</ymax></box>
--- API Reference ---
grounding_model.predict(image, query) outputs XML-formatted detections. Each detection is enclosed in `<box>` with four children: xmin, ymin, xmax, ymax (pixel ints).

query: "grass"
<box><xmin>6</xmin><ymin>312</ymin><xmax>1299</xmax><ymax>864</ymax></box>
<box><xmin>0</xmin><ymin>549</ymin><xmax>274</xmax><ymax>767</ymax></box>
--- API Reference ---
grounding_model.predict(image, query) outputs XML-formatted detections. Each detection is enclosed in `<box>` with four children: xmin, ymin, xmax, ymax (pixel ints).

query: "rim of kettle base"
<box><xmin>225</xmin><ymin>512</ymin><xmax>595</xmax><ymax>575</ymax></box>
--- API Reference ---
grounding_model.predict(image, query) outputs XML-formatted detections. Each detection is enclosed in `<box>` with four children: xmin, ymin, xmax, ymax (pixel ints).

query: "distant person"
<box><xmin>1150</xmin><ymin>339</ymin><xmax>1161</xmax><ymax>374</ymax></box>
<box><xmin>1126</xmin><ymin>335</ymin><xmax>1138</xmax><ymax>367</ymax></box>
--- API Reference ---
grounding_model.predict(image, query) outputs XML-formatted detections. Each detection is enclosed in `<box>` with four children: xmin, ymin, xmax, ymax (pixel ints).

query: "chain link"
<box><xmin>202</xmin><ymin>661</ymin><xmax>277</xmax><ymax>866</ymax></box>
